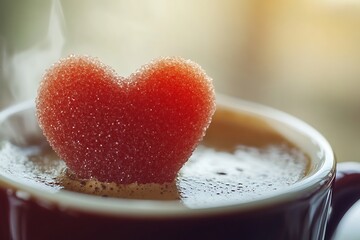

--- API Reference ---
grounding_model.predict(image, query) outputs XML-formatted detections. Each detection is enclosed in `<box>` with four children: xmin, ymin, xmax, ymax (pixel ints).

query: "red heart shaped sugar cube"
<box><xmin>36</xmin><ymin>55</ymin><xmax>215</xmax><ymax>184</ymax></box>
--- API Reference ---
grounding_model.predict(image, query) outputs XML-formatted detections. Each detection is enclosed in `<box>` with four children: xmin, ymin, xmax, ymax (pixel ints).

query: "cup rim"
<box><xmin>0</xmin><ymin>94</ymin><xmax>335</xmax><ymax>217</ymax></box>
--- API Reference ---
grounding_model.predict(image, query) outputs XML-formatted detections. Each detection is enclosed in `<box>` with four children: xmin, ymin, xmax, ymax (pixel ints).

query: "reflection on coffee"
<box><xmin>0</xmin><ymin>106</ymin><xmax>309</xmax><ymax>208</ymax></box>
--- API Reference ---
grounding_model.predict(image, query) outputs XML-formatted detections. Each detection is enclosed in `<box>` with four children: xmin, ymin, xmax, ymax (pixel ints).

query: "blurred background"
<box><xmin>0</xmin><ymin>0</ymin><xmax>360</xmax><ymax>238</ymax></box>
<box><xmin>0</xmin><ymin>1</ymin><xmax>360</xmax><ymax>164</ymax></box>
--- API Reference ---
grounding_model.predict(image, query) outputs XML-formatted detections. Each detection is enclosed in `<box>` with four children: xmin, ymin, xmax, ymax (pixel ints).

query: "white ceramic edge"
<box><xmin>0</xmin><ymin>94</ymin><xmax>335</xmax><ymax>217</ymax></box>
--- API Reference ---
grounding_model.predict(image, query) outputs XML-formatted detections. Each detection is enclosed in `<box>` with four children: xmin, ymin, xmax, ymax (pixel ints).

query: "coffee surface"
<box><xmin>0</xmin><ymin>107</ymin><xmax>309</xmax><ymax>208</ymax></box>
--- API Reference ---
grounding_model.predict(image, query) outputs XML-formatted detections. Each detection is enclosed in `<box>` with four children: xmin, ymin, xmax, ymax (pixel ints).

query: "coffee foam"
<box><xmin>0</xmin><ymin>140</ymin><xmax>308</xmax><ymax>208</ymax></box>
<box><xmin>0</xmin><ymin>141</ymin><xmax>65</xmax><ymax>192</ymax></box>
<box><xmin>59</xmin><ymin>171</ymin><xmax>180</xmax><ymax>200</ymax></box>
<box><xmin>178</xmin><ymin>145</ymin><xmax>308</xmax><ymax>208</ymax></box>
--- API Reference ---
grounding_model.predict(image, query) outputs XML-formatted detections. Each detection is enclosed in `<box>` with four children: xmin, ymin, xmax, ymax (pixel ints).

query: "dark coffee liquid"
<box><xmin>0</xmin><ymin>107</ymin><xmax>309</xmax><ymax>208</ymax></box>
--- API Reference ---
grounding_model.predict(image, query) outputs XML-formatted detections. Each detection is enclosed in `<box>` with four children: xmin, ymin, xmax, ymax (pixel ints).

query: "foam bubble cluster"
<box><xmin>36</xmin><ymin>55</ymin><xmax>215</xmax><ymax>184</ymax></box>
<box><xmin>177</xmin><ymin>145</ymin><xmax>308</xmax><ymax>208</ymax></box>
<box><xmin>59</xmin><ymin>172</ymin><xmax>179</xmax><ymax>200</ymax></box>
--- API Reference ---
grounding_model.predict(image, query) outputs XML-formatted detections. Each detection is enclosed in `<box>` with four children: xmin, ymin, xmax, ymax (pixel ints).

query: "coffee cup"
<box><xmin>1</xmin><ymin>94</ymin><xmax>360</xmax><ymax>240</ymax></box>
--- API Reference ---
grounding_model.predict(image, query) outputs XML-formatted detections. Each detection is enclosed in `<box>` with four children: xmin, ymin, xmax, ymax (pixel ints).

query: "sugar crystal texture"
<box><xmin>36</xmin><ymin>55</ymin><xmax>215</xmax><ymax>184</ymax></box>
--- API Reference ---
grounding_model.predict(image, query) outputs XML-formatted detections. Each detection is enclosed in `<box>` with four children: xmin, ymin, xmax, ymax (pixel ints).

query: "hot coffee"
<box><xmin>0</xmin><ymin>105</ymin><xmax>309</xmax><ymax>208</ymax></box>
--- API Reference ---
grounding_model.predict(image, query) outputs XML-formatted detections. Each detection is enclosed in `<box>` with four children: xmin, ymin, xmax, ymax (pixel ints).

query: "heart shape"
<box><xmin>36</xmin><ymin>56</ymin><xmax>215</xmax><ymax>184</ymax></box>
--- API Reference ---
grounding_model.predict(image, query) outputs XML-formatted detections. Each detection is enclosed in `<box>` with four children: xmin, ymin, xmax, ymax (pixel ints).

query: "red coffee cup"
<box><xmin>0</xmin><ymin>95</ymin><xmax>359</xmax><ymax>240</ymax></box>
